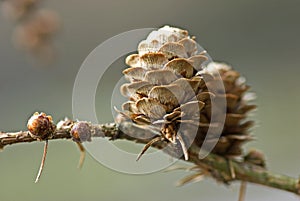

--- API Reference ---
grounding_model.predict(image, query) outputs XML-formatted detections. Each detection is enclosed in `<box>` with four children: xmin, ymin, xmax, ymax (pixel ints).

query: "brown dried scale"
<box><xmin>136</xmin><ymin>98</ymin><xmax>167</xmax><ymax>120</ymax></box>
<box><xmin>140</xmin><ymin>52</ymin><xmax>168</xmax><ymax>69</ymax></box>
<box><xmin>120</xmin><ymin>81</ymin><xmax>154</xmax><ymax>99</ymax></box>
<box><xmin>159</xmin><ymin>42</ymin><xmax>187</xmax><ymax>59</ymax></box>
<box><xmin>125</xmin><ymin>54</ymin><xmax>140</xmax><ymax>67</ymax></box>
<box><xmin>123</xmin><ymin>67</ymin><xmax>146</xmax><ymax>81</ymax></box>
<box><xmin>188</xmin><ymin>55</ymin><xmax>208</xmax><ymax>70</ymax></box>
<box><xmin>164</xmin><ymin>58</ymin><xmax>195</xmax><ymax>78</ymax></box>
<box><xmin>178</xmin><ymin>38</ymin><xmax>197</xmax><ymax>56</ymax></box>
<box><xmin>144</xmin><ymin>69</ymin><xmax>177</xmax><ymax>85</ymax></box>
<box><xmin>149</xmin><ymin>85</ymin><xmax>185</xmax><ymax>112</ymax></box>
<box><xmin>118</xmin><ymin>25</ymin><xmax>256</xmax><ymax>161</ymax></box>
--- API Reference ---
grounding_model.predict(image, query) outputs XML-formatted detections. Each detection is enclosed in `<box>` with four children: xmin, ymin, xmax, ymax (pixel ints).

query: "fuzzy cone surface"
<box><xmin>119</xmin><ymin>26</ymin><xmax>256</xmax><ymax>160</ymax></box>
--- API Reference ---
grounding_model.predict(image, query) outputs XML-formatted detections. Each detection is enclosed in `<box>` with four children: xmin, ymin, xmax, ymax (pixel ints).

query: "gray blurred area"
<box><xmin>0</xmin><ymin>0</ymin><xmax>300</xmax><ymax>201</ymax></box>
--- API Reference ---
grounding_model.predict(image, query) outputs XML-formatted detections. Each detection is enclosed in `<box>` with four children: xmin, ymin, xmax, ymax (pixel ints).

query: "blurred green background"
<box><xmin>0</xmin><ymin>0</ymin><xmax>300</xmax><ymax>200</ymax></box>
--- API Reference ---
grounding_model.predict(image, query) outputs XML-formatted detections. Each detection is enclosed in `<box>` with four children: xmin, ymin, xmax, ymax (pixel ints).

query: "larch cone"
<box><xmin>117</xmin><ymin>26</ymin><xmax>256</xmax><ymax>161</ymax></box>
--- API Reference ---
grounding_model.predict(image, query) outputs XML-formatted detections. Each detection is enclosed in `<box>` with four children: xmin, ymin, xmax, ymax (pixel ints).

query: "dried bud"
<box><xmin>27</xmin><ymin>112</ymin><xmax>56</xmax><ymax>140</ymax></box>
<box><xmin>244</xmin><ymin>149</ymin><xmax>266</xmax><ymax>168</ymax></box>
<box><xmin>70</xmin><ymin>122</ymin><xmax>92</xmax><ymax>143</ymax></box>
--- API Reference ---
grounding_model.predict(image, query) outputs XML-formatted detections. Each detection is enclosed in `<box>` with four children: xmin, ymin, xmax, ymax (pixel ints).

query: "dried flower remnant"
<box><xmin>1</xmin><ymin>0</ymin><xmax>61</xmax><ymax>62</ymax></box>
<box><xmin>12</xmin><ymin>9</ymin><xmax>60</xmax><ymax>61</ymax></box>
<box><xmin>119</xmin><ymin>26</ymin><xmax>256</xmax><ymax>162</ymax></box>
<box><xmin>1</xmin><ymin>0</ymin><xmax>39</xmax><ymax>20</ymax></box>
<box><xmin>27</xmin><ymin>112</ymin><xmax>55</xmax><ymax>183</ymax></box>
<box><xmin>27</xmin><ymin>112</ymin><xmax>56</xmax><ymax>140</ymax></box>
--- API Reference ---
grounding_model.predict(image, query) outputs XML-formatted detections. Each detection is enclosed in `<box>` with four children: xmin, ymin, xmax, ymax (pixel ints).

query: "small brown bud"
<box><xmin>27</xmin><ymin>112</ymin><xmax>56</xmax><ymax>140</ymax></box>
<box><xmin>70</xmin><ymin>122</ymin><xmax>92</xmax><ymax>143</ymax></box>
<box><xmin>244</xmin><ymin>149</ymin><xmax>266</xmax><ymax>168</ymax></box>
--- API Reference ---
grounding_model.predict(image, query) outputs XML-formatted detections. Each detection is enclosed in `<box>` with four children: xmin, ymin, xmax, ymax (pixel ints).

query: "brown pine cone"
<box><xmin>118</xmin><ymin>26</ymin><xmax>256</xmax><ymax>160</ymax></box>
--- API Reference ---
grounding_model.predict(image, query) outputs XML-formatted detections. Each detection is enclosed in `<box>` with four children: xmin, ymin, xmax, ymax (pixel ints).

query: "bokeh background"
<box><xmin>0</xmin><ymin>0</ymin><xmax>300</xmax><ymax>200</ymax></box>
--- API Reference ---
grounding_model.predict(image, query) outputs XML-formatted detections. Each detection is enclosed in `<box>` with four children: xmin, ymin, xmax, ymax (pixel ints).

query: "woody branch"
<box><xmin>0</xmin><ymin>118</ymin><xmax>299</xmax><ymax>195</ymax></box>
